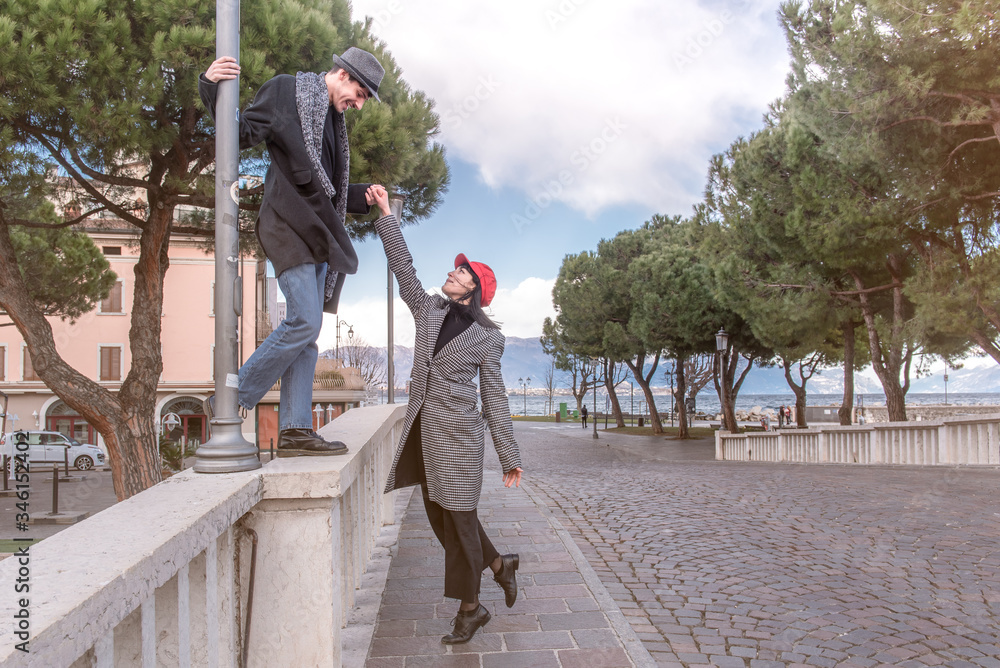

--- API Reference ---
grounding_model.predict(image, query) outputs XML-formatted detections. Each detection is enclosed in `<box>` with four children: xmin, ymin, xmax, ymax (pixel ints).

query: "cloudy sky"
<box><xmin>316</xmin><ymin>0</ymin><xmax>791</xmax><ymax>352</ymax></box>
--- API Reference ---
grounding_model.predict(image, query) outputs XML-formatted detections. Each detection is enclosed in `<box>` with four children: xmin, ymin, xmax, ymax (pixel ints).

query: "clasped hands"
<box><xmin>366</xmin><ymin>185</ymin><xmax>392</xmax><ymax>217</ymax></box>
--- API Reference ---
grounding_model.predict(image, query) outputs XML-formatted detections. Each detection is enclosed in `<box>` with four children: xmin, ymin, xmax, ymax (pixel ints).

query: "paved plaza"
<box><xmin>365</xmin><ymin>421</ymin><xmax>1000</xmax><ymax>667</ymax></box>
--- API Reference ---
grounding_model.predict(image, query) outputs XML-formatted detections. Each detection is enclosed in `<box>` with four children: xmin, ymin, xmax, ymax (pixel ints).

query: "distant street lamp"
<box><xmin>313</xmin><ymin>404</ymin><xmax>323</xmax><ymax>430</ymax></box>
<box><xmin>944</xmin><ymin>362</ymin><xmax>949</xmax><ymax>405</ymax></box>
<box><xmin>335</xmin><ymin>319</ymin><xmax>354</xmax><ymax>363</ymax></box>
<box><xmin>716</xmin><ymin>328</ymin><xmax>733</xmax><ymax>431</ymax></box>
<box><xmin>518</xmin><ymin>377</ymin><xmax>531</xmax><ymax>416</ymax></box>
<box><xmin>665</xmin><ymin>359</ymin><xmax>675</xmax><ymax>428</ymax></box>
<box><xmin>590</xmin><ymin>357</ymin><xmax>600</xmax><ymax>440</ymax></box>
<box><xmin>629</xmin><ymin>381</ymin><xmax>634</xmax><ymax>427</ymax></box>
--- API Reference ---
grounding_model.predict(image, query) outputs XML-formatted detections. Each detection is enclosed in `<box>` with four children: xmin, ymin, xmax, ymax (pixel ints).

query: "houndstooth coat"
<box><xmin>376</xmin><ymin>214</ymin><xmax>521</xmax><ymax>512</ymax></box>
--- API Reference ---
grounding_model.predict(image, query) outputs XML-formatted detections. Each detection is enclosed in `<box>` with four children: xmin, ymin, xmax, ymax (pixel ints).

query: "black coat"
<box><xmin>199</xmin><ymin>73</ymin><xmax>370</xmax><ymax>312</ymax></box>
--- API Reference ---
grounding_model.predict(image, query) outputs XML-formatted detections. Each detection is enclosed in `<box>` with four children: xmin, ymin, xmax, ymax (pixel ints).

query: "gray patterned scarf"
<box><xmin>295</xmin><ymin>71</ymin><xmax>350</xmax><ymax>303</ymax></box>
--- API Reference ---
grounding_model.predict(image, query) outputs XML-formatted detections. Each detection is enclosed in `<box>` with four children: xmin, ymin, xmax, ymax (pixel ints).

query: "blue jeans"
<box><xmin>239</xmin><ymin>262</ymin><xmax>327</xmax><ymax>431</ymax></box>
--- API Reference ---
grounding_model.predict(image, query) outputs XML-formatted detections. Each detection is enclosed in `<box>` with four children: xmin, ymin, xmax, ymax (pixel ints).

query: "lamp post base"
<box><xmin>193</xmin><ymin>417</ymin><xmax>261</xmax><ymax>473</ymax></box>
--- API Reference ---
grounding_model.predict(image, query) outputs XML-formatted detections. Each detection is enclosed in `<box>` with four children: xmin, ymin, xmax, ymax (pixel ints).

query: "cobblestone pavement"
<box><xmin>520</xmin><ymin>422</ymin><xmax>1000</xmax><ymax>667</ymax></box>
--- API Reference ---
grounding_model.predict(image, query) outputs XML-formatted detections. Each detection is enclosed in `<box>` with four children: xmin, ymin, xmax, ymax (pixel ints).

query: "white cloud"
<box><xmin>353</xmin><ymin>0</ymin><xmax>789</xmax><ymax>215</ymax></box>
<box><xmin>319</xmin><ymin>276</ymin><xmax>556</xmax><ymax>349</ymax></box>
<box><xmin>489</xmin><ymin>277</ymin><xmax>557</xmax><ymax>339</ymax></box>
<box><xmin>319</xmin><ymin>297</ymin><xmax>415</xmax><ymax>350</ymax></box>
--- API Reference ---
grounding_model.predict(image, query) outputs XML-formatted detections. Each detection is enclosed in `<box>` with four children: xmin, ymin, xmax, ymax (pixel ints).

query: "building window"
<box><xmin>22</xmin><ymin>347</ymin><xmax>40</xmax><ymax>381</ymax></box>
<box><xmin>100</xmin><ymin>346</ymin><xmax>122</xmax><ymax>381</ymax></box>
<box><xmin>101</xmin><ymin>281</ymin><xmax>123</xmax><ymax>313</ymax></box>
<box><xmin>103</xmin><ymin>246</ymin><xmax>122</xmax><ymax>255</ymax></box>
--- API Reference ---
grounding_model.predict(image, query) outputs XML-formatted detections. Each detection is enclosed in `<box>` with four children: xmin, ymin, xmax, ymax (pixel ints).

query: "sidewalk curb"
<box><xmin>521</xmin><ymin>481</ymin><xmax>657</xmax><ymax>668</ymax></box>
<box><xmin>342</xmin><ymin>486</ymin><xmax>415</xmax><ymax>667</ymax></box>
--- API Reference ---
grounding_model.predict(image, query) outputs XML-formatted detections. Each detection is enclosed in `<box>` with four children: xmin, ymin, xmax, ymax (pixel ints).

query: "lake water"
<box><xmin>501</xmin><ymin>392</ymin><xmax>1000</xmax><ymax>417</ymax></box>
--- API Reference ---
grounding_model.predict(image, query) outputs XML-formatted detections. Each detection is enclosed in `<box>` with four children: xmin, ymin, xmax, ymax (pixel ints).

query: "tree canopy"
<box><xmin>0</xmin><ymin>0</ymin><xmax>450</xmax><ymax>498</ymax></box>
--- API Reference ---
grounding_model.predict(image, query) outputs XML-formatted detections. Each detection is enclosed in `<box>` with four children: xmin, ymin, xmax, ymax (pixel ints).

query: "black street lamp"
<box><xmin>716</xmin><ymin>328</ymin><xmax>731</xmax><ymax>431</ymax></box>
<box><xmin>518</xmin><ymin>377</ymin><xmax>531</xmax><ymax>416</ymax></box>
<box><xmin>944</xmin><ymin>362</ymin><xmax>949</xmax><ymax>405</ymax></box>
<box><xmin>336</xmin><ymin>319</ymin><xmax>354</xmax><ymax>362</ymax></box>
<box><xmin>590</xmin><ymin>357</ymin><xmax>600</xmax><ymax>440</ymax></box>
<box><xmin>665</xmin><ymin>359</ymin><xmax>675</xmax><ymax>428</ymax></box>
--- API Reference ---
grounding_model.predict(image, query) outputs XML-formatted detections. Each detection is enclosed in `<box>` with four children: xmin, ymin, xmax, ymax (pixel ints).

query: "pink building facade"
<box><xmin>1</xmin><ymin>219</ymin><xmax>368</xmax><ymax>458</ymax></box>
<box><xmin>0</xmin><ymin>220</ymin><xmax>257</xmax><ymax>452</ymax></box>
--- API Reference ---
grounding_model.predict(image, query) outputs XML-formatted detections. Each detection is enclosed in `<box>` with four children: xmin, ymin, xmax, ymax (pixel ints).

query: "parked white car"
<box><xmin>2</xmin><ymin>430</ymin><xmax>106</xmax><ymax>471</ymax></box>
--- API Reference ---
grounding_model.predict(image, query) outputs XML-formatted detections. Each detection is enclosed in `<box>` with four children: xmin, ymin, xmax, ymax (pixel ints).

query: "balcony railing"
<box><xmin>255</xmin><ymin>309</ymin><xmax>273</xmax><ymax>345</ymax></box>
<box><xmin>267</xmin><ymin>375</ymin><xmax>366</xmax><ymax>392</ymax></box>
<box><xmin>0</xmin><ymin>403</ymin><xmax>406</xmax><ymax>667</ymax></box>
<box><xmin>716</xmin><ymin>413</ymin><xmax>1000</xmax><ymax>466</ymax></box>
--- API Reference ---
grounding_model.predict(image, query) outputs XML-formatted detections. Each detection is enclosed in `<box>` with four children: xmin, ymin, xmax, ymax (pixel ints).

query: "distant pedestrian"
<box><xmin>581</xmin><ymin>404</ymin><xmax>588</xmax><ymax>428</ymax></box>
<box><xmin>785</xmin><ymin>405</ymin><xmax>793</xmax><ymax>426</ymax></box>
<box><xmin>777</xmin><ymin>406</ymin><xmax>785</xmax><ymax>429</ymax></box>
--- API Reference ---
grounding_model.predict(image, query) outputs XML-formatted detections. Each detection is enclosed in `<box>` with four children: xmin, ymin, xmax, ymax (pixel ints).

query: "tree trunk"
<box><xmin>851</xmin><ymin>258</ymin><xmax>909</xmax><ymax>422</ymax></box>
<box><xmin>624</xmin><ymin>355</ymin><xmax>663</xmax><ymax>434</ymax></box>
<box><xmin>675</xmin><ymin>353</ymin><xmax>690</xmax><ymax>439</ymax></box>
<box><xmin>781</xmin><ymin>359</ymin><xmax>809</xmax><ymax>428</ymax></box>
<box><xmin>0</xmin><ymin>211</ymin><xmax>168</xmax><ymax>500</ymax></box>
<box><xmin>714</xmin><ymin>353</ymin><xmax>737</xmax><ymax>432</ymax></box>
<box><xmin>838</xmin><ymin>320</ymin><xmax>856</xmax><ymax>426</ymax></box>
<box><xmin>603</xmin><ymin>360</ymin><xmax>626</xmax><ymax>428</ymax></box>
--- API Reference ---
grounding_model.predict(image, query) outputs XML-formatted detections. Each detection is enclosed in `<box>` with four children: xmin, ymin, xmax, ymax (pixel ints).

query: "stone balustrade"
<box><xmin>0</xmin><ymin>403</ymin><xmax>406</xmax><ymax>668</ymax></box>
<box><xmin>716</xmin><ymin>413</ymin><xmax>1000</xmax><ymax>467</ymax></box>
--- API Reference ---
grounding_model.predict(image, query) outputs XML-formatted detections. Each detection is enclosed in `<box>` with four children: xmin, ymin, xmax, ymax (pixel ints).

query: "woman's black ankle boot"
<box><xmin>493</xmin><ymin>553</ymin><xmax>519</xmax><ymax>608</ymax></box>
<box><xmin>442</xmin><ymin>603</ymin><xmax>491</xmax><ymax>644</ymax></box>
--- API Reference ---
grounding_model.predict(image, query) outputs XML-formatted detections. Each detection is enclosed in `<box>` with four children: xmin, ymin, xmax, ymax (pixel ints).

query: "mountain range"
<box><xmin>323</xmin><ymin>336</ymin><xmax>1000</xmax><ymax>395</ymax></box>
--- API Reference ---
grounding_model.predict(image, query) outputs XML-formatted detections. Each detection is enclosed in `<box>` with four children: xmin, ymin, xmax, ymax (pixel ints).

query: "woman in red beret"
<box><xmin>367</xmin><ymin>185</ymin><xmax>523</xmax><ymax>644</ymax></box>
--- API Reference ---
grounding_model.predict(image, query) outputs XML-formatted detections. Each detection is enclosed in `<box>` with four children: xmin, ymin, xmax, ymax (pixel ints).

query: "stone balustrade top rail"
<box><xmin>716</xmin><ymin>412</ymin><xmax>1000</xmax><ymax>467</ymax></box>
<box><xmin>0</xmin><ymin>403</ymin><xmax>406</xmax><ymax>667</ymax></box>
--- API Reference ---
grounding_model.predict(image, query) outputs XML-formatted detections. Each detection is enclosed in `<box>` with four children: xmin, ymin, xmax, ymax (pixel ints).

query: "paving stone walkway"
<box><xmin>522</xmin><ymin>422</ymin><xmax>1000</xmax><ymax>667</ymax></box>
<box><xmin>364</xmin><ymin>466</ymin><xmax>650</xmax><ymax>667</ymax></box>
<box><xmin>363</xmin><ymin>421</ymin><xmax>1000</xmax><ymax>667</ymax></box>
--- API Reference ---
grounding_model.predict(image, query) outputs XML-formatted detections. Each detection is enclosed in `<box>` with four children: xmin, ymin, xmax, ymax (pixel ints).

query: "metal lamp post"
<box><xmin>944</xmin><ymin>362</ymin><xmax>949</xmax><ymax>405</ymax></box>
<box><xmin>665</xmin><ymin>360</ymin><xmax>675</xmax><ymax>428</ymax></box>
<box><xmin>386</xmin><ymin>195</ymin><xmax>406</xmax><ymax>404</ymax></box>
<box><xmin>629</xmin><ymin>381</ymin><xmax>634</xmax><ymax>426</ymax></box>
<box><xmin>518</xmin><ymin>377</ymin><xmax>531</xmax><ymax>416</ymax></box>
<box><xmin>591</xmin><ymin>357</ymin><xmax>599</xmax><ymax>440</ymax></box>
<box><xmin>193</xmin><ymin>0</ymin><xmax>260</xmax><ymax>473</ymax></box>
<box><xmin>715</xmin><ymin>328</ymin><xmax>730</xmax><ymax>431</ymax></box>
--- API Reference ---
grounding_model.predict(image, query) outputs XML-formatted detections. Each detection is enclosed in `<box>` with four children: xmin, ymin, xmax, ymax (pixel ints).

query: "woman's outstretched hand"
<box><xmin>366</xmin><ymin>184</ymin><xmax>392</xmax><ymax>217</ymax></box>
<box><xmin>503</xmin><ymin>467</ymin><xmax>523</xmax><ymax>488</ymax></box>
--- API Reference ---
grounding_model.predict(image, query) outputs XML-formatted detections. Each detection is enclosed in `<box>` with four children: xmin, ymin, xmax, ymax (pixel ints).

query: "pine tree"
<box><xmin>0</xmin><ymin>0</ymin><xmax>449</xmax><ymax>498</ymax></box>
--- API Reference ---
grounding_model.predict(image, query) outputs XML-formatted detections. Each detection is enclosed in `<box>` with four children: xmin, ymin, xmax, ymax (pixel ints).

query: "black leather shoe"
<box><xmin>276</xmin><ymin>429</ymin><xmax>348</xmax><ymax>456</ymax></box>
<box><xmin>493</xmin><ymin>553</ymin><xmax>519</xmax><ymax>608</ymax></box>
<box><xmin>441</xmin><ymin>604</ymin><xmax>490</xmax><ymax>644</ymax></box>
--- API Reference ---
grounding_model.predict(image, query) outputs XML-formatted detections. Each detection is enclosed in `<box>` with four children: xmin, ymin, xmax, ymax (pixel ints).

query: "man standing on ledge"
<box><xmin>199</xmin><ymin>47</ymin><xmax>385</xmax><ymax>456</ymax></box>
